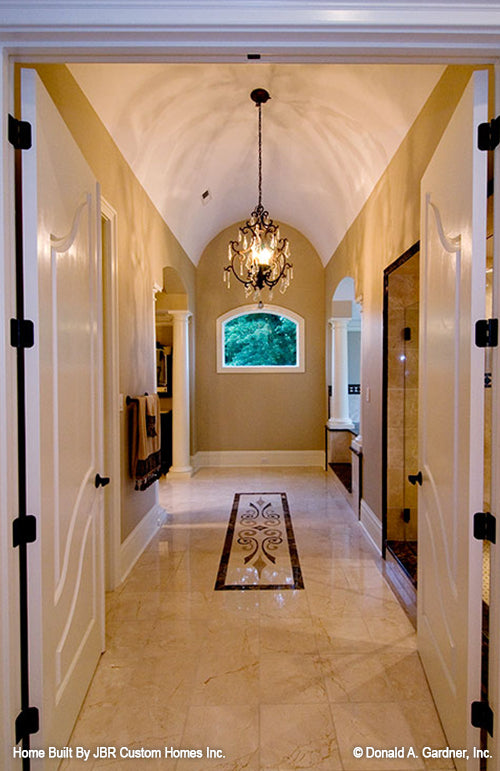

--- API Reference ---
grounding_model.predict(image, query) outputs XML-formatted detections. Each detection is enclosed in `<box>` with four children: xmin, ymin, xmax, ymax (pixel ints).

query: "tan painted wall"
<box><xmin>26</xmin><ymin>64</ymin><xmax>196</xmax><ymax>541</ymax></box>
<box><xmin>196</xmin><ymin>223</ymin><xmax>325</xmax><ymax>452</ymax></box>
<box><xmin>325</xmin><ymin>64</ymin><xmax>475</xmax><ymax>522</ymax></box>
<box><xmin>22</xmin><ymin>62</ymin><xmax>480</xmax><ymax>535</ymax></box>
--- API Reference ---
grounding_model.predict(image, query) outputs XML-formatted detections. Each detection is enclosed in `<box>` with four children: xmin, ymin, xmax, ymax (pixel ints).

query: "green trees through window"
<box><xmin>223</xmin><ymin>312</ymin><xmax>298</xmax><ymax>367</ymax></box>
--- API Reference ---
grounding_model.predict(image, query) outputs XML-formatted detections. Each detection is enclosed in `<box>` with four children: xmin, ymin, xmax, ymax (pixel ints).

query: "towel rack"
<box><xmin>126</xmin><ymin>392</ymin><xmax>149</xmax><ymax>405</ymax></box>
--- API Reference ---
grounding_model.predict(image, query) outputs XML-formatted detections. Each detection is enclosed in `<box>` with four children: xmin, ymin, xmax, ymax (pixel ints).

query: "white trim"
<box><xmin>3</xmin><ymin>3</ymin><xmax>500</xmax><ymax>64</ymax></box>
<box><xmin>194</xmin><ymin>449</ymin><xmax>323</xmax><ymax>468</ymax></box>
<box><xmin>119</xmin><ymin>501</ymin><xmax>167</xmax><ymax>584</ymax></box>
<box><xmin>216</xmin><ymin>303</ymin><xmax>305</xmax><ymax>373</ymax></box>
<box><xmin>101</xmin><ymin>198</ymin><xmax>122</xmax><ymax>591</ymax></box>
<box><xmin>3</xmin><ymin>2</ymin><xmax>500</xmax><ymax>72</ymax></box>
<box><xmin>167</xmin><ymin>468</ymin><xmax>194</xmax><ymax>479</ymax></box>
<box><xmin>359</xmin><ymin>498</ymin><xmax>383</xmax><ymax>554</ymax></box>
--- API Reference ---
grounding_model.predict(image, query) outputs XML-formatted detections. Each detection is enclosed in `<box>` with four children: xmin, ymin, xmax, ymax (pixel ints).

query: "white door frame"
<box><xmin>2</xmin><ymin>6</ymin><xmax>500</xmax><ymax>768</ymax></box>
<box><xmin>100</xmin><ymin>198</ymin><xmax>121</xmax><ymax>591</ymax></box>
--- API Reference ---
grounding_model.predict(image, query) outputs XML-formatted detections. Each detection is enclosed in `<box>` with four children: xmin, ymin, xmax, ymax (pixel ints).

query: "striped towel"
<box><xmin>129</xmin><ymin>394</ymin><xmax>162</xmax><ymax>490</ymax></box>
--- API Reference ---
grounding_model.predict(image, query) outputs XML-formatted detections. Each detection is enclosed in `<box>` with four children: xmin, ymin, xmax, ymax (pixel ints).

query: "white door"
<box><xmin>418</xmin><ymin>71</ymin><xmax>487</xmax><ymax>766</ymax></box>
<box><xmin>21</xmin><ymin>69</ymin><xmax>105</xmax><ymax>762</ymax></box>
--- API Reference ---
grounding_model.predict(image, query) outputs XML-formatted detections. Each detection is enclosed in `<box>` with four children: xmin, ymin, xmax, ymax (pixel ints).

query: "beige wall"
<box><xmin>196</xmin><ymin>223</ymin><xmax>325</xmax><ymax>452</ymax></box>
<box><xmin>26</xmin><ymin>64</ymin><xmax>196</xmax><ymax>541</ymax></box>
<box><xmin>23</xmin><ymin>61</ymin><xmax>481</xmax><ymax>537</ymax></box>
<box><xmin>325</xmin><ymin>64</ymin><xmax>475</xmax><ymax>521</ymax></box>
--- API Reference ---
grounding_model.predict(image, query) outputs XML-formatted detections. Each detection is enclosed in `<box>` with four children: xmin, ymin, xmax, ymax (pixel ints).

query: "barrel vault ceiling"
<box><xmin>69</xmin><ymin>62</ymin><xmax>445</xmax><ymax>266</ymax></box>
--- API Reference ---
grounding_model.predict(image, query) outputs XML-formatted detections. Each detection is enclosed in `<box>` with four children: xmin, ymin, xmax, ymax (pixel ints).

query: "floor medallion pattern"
<box><xmin>215</xmin><ymin>492</ymin><xmax>304</xmax><ymax>591</ymax></box>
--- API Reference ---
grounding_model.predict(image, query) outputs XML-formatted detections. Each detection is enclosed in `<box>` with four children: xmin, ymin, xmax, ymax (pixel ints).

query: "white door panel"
<box><xmin>419</xmin><ymin>71</ymin><xmax>487</xmax><ymax>767</ymax></box>
<box><xmin>21</xmin><ymin>69</ymin><xmax>104</xmax><ymax>763</ymax></box>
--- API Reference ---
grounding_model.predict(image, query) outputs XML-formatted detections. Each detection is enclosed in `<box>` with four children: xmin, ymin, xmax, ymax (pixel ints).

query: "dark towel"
<box><xmin>129</xmin><ymin>394</ymin><xmax>162</xmax><ymax>490</ymax></box>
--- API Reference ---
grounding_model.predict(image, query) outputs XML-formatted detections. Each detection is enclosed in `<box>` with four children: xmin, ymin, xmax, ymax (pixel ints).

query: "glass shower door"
<box><xmin>385</xmin><ymin>249</ymin><xmax>419</xmax><ymax>587</ymax></box>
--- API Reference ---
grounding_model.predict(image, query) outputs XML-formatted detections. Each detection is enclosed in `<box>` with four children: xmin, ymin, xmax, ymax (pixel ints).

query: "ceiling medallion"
<box><xmin>223</xmin><ymin>88</ymin><xmax>293</xmax><ymax>300</ymax></box>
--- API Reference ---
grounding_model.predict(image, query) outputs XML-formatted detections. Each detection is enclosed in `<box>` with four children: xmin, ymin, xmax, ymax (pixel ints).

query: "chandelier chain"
<box><xmin>223</xmin><ymin>88</ymin><xmax>293</xmax><ymax>299</ymax></box>
<box><xmin>258</xmin><ymin>102</ymin><xmax>262</xmax><ymax>208</ymax></box>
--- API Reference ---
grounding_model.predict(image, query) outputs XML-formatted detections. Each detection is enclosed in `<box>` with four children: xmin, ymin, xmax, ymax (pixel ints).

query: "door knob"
<box><xmin>408</xmin><ymin>471</ymin><xmax>423</xmax><ymax>486</ymax></box>
<box><xmin>95</xmin><ymin>473</ymin><xmax>110</xmax><ymax>488</ymax></box>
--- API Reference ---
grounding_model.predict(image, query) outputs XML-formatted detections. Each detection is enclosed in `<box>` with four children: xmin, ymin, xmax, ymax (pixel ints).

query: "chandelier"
<box><xmin>223</xmin><ymin>88</ymin><xmax>293</xmax><ymax>299</ymax></box>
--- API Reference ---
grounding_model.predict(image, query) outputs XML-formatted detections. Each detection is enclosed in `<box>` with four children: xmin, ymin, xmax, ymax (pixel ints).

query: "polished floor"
<box><xmin>62</xmin><ymin>468</ymin><xmax>452</xmax><ymax>770</ymax></box>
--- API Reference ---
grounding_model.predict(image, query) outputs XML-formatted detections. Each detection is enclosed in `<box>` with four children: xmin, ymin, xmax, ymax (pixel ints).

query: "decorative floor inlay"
<box><xmin>215</xmin><ymin>492</ymin><xmax>304</xmax><ymax>591</ymax></box>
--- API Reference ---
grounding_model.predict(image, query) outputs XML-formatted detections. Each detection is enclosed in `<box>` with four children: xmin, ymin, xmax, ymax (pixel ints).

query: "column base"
<box><xmin>167</xmin><ymin>466</ymin><xmax>194</xmax><ymax>479</ymax></box>
<box><xmin>351</xmin><ymin>434</ymin><xmax>363</xmax><ymax>453</ymax></box>
<box><xmin>327</xmin><ymin>417</ymin><xmax>354</xmax><ymax>430</ymax></box>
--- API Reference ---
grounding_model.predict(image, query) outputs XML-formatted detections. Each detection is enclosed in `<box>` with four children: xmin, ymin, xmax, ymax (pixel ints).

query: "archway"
<box><xmin>155</xmin><ymin>266</ymin><xmax>193</xmax><ymax>477</ymax></box>
<box><xmin>326</xmin><ymin>276</ymin><xmax>362</xmax><ymax>509</ymax></box>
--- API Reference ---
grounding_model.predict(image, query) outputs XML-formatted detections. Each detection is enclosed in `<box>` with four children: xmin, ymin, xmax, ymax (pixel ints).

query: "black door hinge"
<box><xmin>478</xmin><ymin>117</ymin><xmax>500</xmax><ymax>151</ymax></box>
<box><xmin>13</xmin><ymin>515</ymin><xmax>37</xmax><ymax>548</ymax></box>
<box><xmin>8</xmin><ymin>114</ymin><xmax>32</xmax><ymax>151</ymax></box>
<box><xmin>15</xmin><ymin>706</ymin><xmax>39</xmax><ymax>744</ymax></box>
<box><xmin>471</xmin><ymin>700</ymin><xmax>494</xmax><ymax>737</ymax></box>
<box><xmin>10</xmin><ymin>318</ymin><xmax>34</xmax><ymax>349</ymax></box>
<box><xmin>485</xmin><ymin>372</ymin><xmax>492</xmax><ymax>389</ymax></box>
<box><xmin>474</xmin><ymin>512</ymin><xmax>496</xmax><ymax>544</ymax></box>
<box><xmin>475</xmin><ymin>318</ymin><xmax>498</xmax><ymax>348</ymax></box>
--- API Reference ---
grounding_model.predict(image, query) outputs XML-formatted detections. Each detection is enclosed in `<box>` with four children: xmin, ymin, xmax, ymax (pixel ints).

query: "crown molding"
<box><xmin>1</xmin><ymin>2</ymin><xmax>500</xmax><ymax>62</ymax></box>
<box><xmin>1</xmin><ymin>2</ymin><xmax>500</xmax><ymax>34</ymax></box>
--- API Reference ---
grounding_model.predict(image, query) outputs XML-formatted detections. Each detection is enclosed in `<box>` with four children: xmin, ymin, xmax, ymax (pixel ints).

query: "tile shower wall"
<box><xmin>386</xmin><ymin>254</ymin><xmax>419</xmax><ymax>542</ymax></box>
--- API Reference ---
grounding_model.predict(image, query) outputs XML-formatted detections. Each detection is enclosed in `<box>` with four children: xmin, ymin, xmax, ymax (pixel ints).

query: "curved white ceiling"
<box><xmin>69</xmin><ymin>62</ymin><xmax>444</xmax><ymax>265</ymax></box>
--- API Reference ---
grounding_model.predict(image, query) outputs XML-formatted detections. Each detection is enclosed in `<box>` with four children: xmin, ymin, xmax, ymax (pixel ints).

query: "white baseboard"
<box><xmin>359</xmin><ymin>498</ymin><xmax>383</xmax><ymax>554</ymax></box>
<box><xmin>193</xmin><ymin>450</ymin><xmax>324</xmax><ymax>468</ymax></box>
<box><xmin>120</xmin><ymin>502</ymin><xmax>167</xmax><ymax>583</ymax></box>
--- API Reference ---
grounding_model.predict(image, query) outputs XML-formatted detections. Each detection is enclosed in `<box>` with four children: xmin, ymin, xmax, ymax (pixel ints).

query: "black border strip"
<box><xmin>11</xmin><ymin>112</ymin><xmax>37</xmax><ymax>769</ymax></box>
<box><xmin>214</xmin><ymin>492</ymin><xmax>304</xmax><ymax>591</ymax></box>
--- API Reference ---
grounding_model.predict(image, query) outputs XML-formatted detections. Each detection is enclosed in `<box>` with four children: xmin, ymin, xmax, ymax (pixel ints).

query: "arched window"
<box><xmin>216</xmin><ymin>305</ymin><xmax>305</xmax><ymax>373</ymax></box>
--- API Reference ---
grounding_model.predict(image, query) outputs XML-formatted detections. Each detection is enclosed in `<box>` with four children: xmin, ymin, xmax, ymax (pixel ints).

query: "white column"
<box><xmin>353</xmin><ymin>295</ymin><xmax>363</xmax><ymax>449</ymax></box>
<box><xmin>168</xmin><ymin>310</ymin><xmax>193</xmax><ymax>477</ymax></box>
<box><xmin>327</xmin><ymin>317</ymin><xmax>354</xmax><ymax>430</ymax></box>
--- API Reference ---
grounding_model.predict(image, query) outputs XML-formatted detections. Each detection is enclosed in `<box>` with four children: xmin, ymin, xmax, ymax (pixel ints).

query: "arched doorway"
<box><xmin>155</xmin><ymin>267</ymin><xmax>193</xmax><ymax>477</ymax></box>
<box><xmin>326</xmin><ymin>277</ymin><xmax>362</xmax><ymax>509</ymax></box>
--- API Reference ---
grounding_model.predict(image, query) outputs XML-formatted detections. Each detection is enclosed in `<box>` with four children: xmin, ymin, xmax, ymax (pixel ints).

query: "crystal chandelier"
<box><xmin>223</xmin><ymin>88</ymin><xmax>293</xmax><ymax>300</ymax></box>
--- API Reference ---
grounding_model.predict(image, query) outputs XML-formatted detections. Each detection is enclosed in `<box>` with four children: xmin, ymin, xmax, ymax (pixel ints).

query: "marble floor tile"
<box><xmin>313</xmin><ymin>610</ymin><xmax>375</xmax><ymax>655</ymax></box>
<box><xmin>332</xmin><ymin>702</ymin><xmax>426</xmax><ymax>769</ymax></box>
<box><xmin>379</xmin><ymin>650</ymin><xmax>436</xmax><ymax>703</ymax></box>
<box><xmin>63</xmin><ymin>468</ymin><xmax>452</xmax><ymax>771</ymax></box>
<box><xmin>260</xmin><ymin>703</ymin><xmax>343</xmax><ymax>770</ymax></box>
<box><xmin>398</xmin><ymin>701</ymin><xmax>455</xmax><ymax>770</ymax></box>
<box><xmin>259</xmin><ymin>588</ymin><xmax>311</xmax><ymax>619</ymax></box>
<box><xmin>260</xmin><ymin>652</ymin><xmax>328</xmax><ymax>704</ymax></box>
<box><xmin>320</xmin><ymin>651</ymin><xmax>397</xmax><ymax>703</ymax></box>
<box><xmin>260</xmin><ymin>615</ymin><xmax>320</xmax><ymax>656</ymax></box>
<box><xmin>179</xmin><ymin>705</ymin><xmax>260</xmax><ymax>770</ymax></box>
<box><xmin>191</xmin><ymin>646</ymin><xmax>260</xmax><ymax>706</ymax></box>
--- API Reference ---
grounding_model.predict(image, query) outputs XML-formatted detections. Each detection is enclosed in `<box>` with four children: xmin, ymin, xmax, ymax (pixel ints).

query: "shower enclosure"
<box><xmin>383</xmin><ymin>245</ymin><xmax>420</xmax><ymax>587</ymax></box>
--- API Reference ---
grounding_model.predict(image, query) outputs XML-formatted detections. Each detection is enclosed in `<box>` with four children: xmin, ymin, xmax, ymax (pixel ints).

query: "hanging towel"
<box><xmin>145</xmin><ymin>394</ymin><xmax>158</xmax><ymax>438</ymax></box>
<box><xmin>129</xmin><ymin>394</ymin><xmax>162</xmax><ymax>490</ymax></box>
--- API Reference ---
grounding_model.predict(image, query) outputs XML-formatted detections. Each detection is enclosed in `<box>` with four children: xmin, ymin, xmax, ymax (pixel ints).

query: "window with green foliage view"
<box><xmin>223</xmin><ymin>313</ymin><xmax>298</xmax><ymax>367</ymax></box>
<box><xmin>217</xmin><ymin>305</ymin><xmax>305</xmax><ymax>373</ymax></box>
